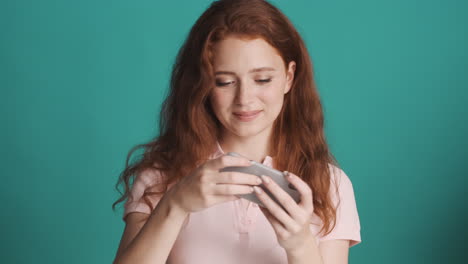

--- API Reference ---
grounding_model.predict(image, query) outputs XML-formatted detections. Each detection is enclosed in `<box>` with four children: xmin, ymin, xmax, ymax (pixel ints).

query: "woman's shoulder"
<box><xmin>133</xmin><ymin>163</ymin><xmax>169</xmax><ymax>188</ymax></box>
<box><xmin>326</xmin><ymin>163</ymin><xmax>354</xmax><ymax>192</ymax></box>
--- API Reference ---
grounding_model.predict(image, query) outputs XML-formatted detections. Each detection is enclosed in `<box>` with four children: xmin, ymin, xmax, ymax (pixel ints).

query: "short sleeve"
<box><xmin>122</xmin><ymin>168</ymin><xmax>168</xmax><ymax>221</ymax></box>
<box><xmin>318</xmin><ymin>165</ymin><xmax>362</xmax><ymax>247</ymax></box>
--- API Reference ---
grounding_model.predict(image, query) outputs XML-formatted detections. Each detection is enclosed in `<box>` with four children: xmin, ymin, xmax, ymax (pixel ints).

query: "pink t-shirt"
<box><xmin>123</xmin><ymin>143</ymin><xmax>362</xmax><ymax>263</ymax></box>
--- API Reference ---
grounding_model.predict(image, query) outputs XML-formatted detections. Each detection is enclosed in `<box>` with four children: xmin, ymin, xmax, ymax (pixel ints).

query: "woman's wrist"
<box><xmin>285</xmin><ymin>234</ymin><xmax>322</xmax><ymax>264</ymax></box>
<box><xmin>154</xmin><ymin>189</ymin><xmax>189</xmax><ymax>220</ymax></box>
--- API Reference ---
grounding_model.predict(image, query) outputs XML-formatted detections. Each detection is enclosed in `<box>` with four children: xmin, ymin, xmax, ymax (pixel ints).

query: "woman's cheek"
<box><xmin>211</xmin><ymin>92</ymin><xmax>233</xmax><ymax>120</ymax></box>
<box><xmin>263</xmin><ymin>89</ymin><xmax>285</xmax><ymax>118</ymax></box>
<box><xmin>260</xmin><ymin>87</ymin><xmax>283</xmax><ymax>105</ymax></box>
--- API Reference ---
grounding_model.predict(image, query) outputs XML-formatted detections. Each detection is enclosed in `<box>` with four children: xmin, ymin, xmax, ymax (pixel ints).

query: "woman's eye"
<box><xmin>256</xmin><ymin>78</ymin><xmax>272</xmax><ymax>84</ymax></box>
<box><xmin>215</xmin><ymin>80</ymin><xmax>235</xmax><ymax>87</ymax></box>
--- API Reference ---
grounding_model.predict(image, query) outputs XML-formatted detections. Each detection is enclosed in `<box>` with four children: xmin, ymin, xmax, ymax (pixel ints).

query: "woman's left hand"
<box><xmin>253</xmin><ymin>171</ymin><xmax>315</xmax><ymax>253</ymax></box>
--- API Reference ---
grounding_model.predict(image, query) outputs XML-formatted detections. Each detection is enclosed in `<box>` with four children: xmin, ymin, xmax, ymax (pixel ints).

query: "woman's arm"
<box><xmin>113</xmin><ymin>189</ymin><xmax>188</xmax><ymax>264</ymax></box>
<box><xmin>319</xmin><ymin>240</ymin><xmax>350</xmax><ymax>264</ymax></box>
<box><xmin>285</xmin><ymin>234</ymin><xmax>323</xmax><ymax>264</ymax></box>
<box><xmin>286</xmin><ymin>238</ymin><xmax>349</xmax><ymax>264</ymax></box>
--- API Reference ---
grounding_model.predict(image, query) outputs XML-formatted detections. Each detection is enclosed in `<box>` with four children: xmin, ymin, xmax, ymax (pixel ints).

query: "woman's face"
<box><xmin>209</xmin><ymin>36</ymin><xmax>295</xmax><ymax>138</ymax></box>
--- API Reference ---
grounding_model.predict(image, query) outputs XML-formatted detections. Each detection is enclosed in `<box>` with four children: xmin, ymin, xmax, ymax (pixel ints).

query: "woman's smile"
<box><xmin>233</xmin><ymin>110</ymin><xmax>263</xmax><ymax>122</ymax></box>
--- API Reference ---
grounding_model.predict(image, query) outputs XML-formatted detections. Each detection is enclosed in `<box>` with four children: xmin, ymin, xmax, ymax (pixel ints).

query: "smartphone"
<box><xmin>219</xmin><ymin>152</ymin><xmax>301</xmax><ymax>209</ymax></box>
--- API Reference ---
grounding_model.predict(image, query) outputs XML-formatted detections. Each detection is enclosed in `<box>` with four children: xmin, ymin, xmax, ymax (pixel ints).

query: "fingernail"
<box><xmin>253</xmin><ymin>186</ymin><xmax>262</xmax><ymax>194</ymax></box>
<box><xmin>261</xmin><ymin>175</ymin><xmax>270</xmax><ymax>184</ymax></box>
<box><xmin>256</xmin><ymin>178</ymin><xmax>262</xmax><ymax>184</ymax></box>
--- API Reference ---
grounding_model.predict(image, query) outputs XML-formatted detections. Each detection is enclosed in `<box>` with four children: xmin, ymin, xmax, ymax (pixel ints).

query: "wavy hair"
<box><xmin>112</xmin><ymin>0</ymin><xmax>340</xmax><ymax>237</ymax></box>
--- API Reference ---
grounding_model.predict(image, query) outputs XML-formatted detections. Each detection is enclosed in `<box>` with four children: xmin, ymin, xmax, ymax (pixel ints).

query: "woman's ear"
<box><xmin>284</xmin><ymin>61</ymin><xmax>296</xmax><ymax>94</ymax></box>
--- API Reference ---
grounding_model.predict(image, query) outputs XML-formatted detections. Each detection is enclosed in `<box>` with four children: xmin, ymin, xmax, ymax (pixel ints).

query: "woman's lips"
<box><xmin>233</xmin><ymin>110</ymin><xmax>262</xmax><ymax>121</ymax></box>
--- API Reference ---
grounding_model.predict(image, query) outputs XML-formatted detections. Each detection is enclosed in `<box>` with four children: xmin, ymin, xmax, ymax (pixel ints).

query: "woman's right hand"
<box><xmin>166</xmin><ymin>154</ymin><xmax>262</xmax><ymax>214</ymax></box>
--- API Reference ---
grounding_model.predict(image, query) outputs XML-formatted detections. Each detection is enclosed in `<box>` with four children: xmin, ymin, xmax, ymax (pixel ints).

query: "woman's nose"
<box><xmin>234</xmin><ymin>82</ymin><xmax>255</xmax><ymax>105</ymax></box>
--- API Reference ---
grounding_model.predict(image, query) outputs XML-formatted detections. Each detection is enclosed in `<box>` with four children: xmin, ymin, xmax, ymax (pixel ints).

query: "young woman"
<box><xmin>112</xmin><ymin>0</ymin><xmax>361</xmax><ymax>263</ymax></box>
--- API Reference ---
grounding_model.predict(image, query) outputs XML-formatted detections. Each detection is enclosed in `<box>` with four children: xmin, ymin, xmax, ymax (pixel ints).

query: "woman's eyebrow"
<box><xmin>249</xmin><ymin>67</ymin><xmax>276</xmax><ymax>73</ymax></box>
<box><xmin>215</xmin><ymin>67</ymin><xmax>276</xmax><ymax>75</ymax></box>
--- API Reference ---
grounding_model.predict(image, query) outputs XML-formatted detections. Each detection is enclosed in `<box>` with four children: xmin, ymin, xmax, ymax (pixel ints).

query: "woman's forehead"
<box><xmin>212</xmin><ymin>37</ymin><xmax>284</xmax><ymax>73</ymax></box>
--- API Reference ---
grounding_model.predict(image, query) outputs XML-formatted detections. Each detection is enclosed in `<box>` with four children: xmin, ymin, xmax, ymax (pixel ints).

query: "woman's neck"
<box><xmin>218</xmin><ymin>132</ymin><xmax>273</xmax><ymax>163</ymax></box>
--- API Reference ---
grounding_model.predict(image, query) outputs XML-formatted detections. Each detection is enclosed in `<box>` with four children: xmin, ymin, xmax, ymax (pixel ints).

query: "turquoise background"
<box><xmin>1</xmin><ymin>0</ymin><xmax>467</xmax><ymax>263</ymax></box>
